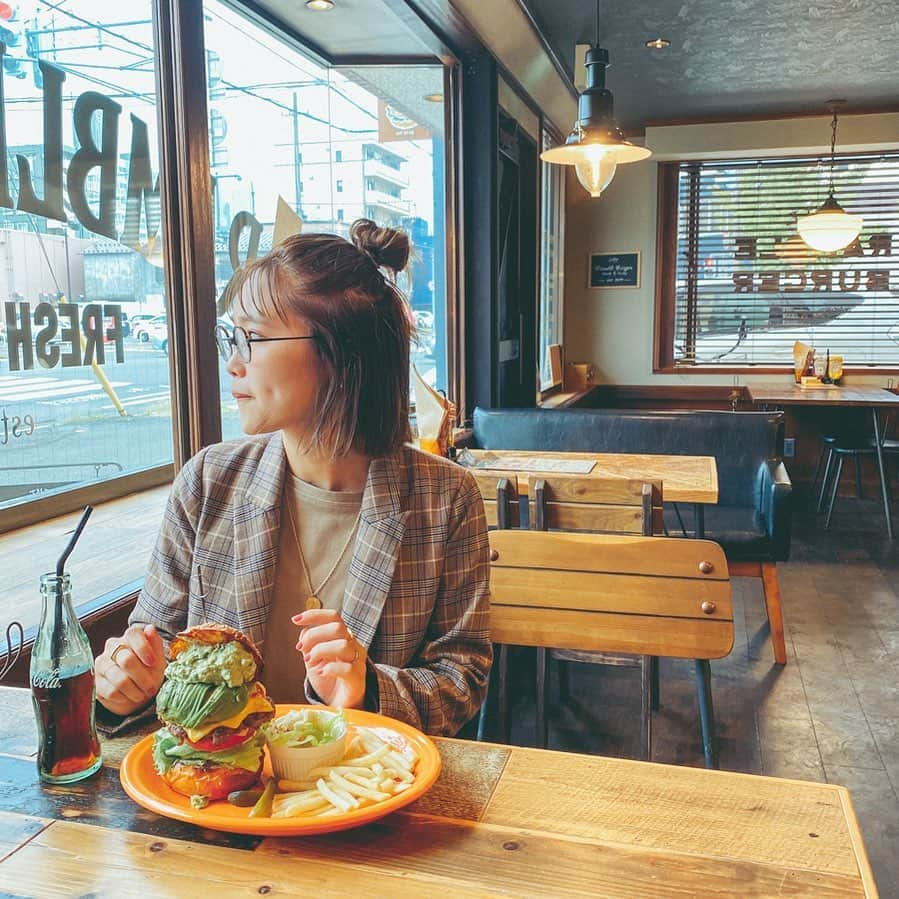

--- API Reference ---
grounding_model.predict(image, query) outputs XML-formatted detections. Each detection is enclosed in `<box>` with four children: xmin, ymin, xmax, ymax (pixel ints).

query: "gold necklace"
<box><xmin>284</xmin><ymin>494</ymin><xmax>361</xmax><ymax>611</ymax></box>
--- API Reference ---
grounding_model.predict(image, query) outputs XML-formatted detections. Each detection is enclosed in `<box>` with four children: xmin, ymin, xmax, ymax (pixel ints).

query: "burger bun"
<box><xmin>162</xmin><ymin>760</ymin><xmax>262</xmax><ymax>801</ymax></box>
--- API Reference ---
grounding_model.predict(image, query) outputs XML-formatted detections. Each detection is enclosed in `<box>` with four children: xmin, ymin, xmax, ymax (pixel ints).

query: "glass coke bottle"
<box><xmin>30</xmin><ymin>573</ymin><xmax>102</xmax><ymax>783</ymax></box>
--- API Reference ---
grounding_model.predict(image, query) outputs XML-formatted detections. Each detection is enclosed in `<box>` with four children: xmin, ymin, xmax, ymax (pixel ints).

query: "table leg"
<box><xmin>873</xmin><ymin>409</ymin><xmax>893</xmax><ymax>540</ymax></box>
<box><xmin>694</xmin><ymin>503</ymin><xmax>705</xmax><ymax>538</ymax></box>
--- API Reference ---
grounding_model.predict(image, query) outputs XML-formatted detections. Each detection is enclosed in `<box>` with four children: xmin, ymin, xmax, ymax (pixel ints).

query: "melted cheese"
<box><xmin>182</xmin><ymin>684</ymin><xmax>274</xmax><ymax>743</ymax></box>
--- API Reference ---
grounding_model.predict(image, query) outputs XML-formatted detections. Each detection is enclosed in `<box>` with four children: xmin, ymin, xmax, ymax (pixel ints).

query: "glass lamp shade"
<box><xmin>541</xmin><ymin>138</ymin><xmax>651</xmax><ymax>166</ymax></box>
<box><xmin>574</xmin><ymin>146</ymin><xmax>618</xmax><ymax>197</ymax></box>
<box><xmin>797</xmin><ymin>195</ymin><xmax>863</xmax><ymax>252</ymax></box>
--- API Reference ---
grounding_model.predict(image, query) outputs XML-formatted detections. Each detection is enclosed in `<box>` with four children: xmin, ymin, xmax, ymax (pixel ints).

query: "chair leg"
<box><xmin>640</xmin><ymin>656</ymin><xmax>652</xmax><ymax>761</ymax></box>
<box><xmin>557</xmin><ymin>659</ymin><xmax>570</xmax><ymax>703</ymax></box>
<box><xmin>760</xmin><ymin>562</ymin><xmax>788</xmax><ymax>665</ymax></box>
<box><xmin>817</xmin><ymin>449</ymin><xmax>835</xmax><ymax>513</ymax></box>
<box><xmin>811</xmin><ymin>442</ymin><xmax>827</xmax><ymax>495</ymax></box>
<box><xmin>694</xmin><ymin>659</ymin><xmax>718</xmax><ymax>769</ymax></box>
<box><xmin>854</xmin><ymin>455</ymin><xmax>863</xmax><ymax>499</ymax></box>
<box><xmin>496</xmin><ymin>644</ymin><xmax>509</xmax><ymax>744</ymax></box>
<box><xmin>650</xmin><ymin>656</ymin><xmax>660</xmax><ymax>711</ymax></box>
<box><xmin>673</xmin><ymin>502</ymin><xmax>688</xmax><ymax>537</ymax></box>
<box><xmin>536</xmin><ymin>648</ymin><xmax>548</xmax><ymax>749</ymax></box>
<box><xmin>824</xmin><ymin>456</ymin><xmax>844</xmax><ymax>529</ymax></box>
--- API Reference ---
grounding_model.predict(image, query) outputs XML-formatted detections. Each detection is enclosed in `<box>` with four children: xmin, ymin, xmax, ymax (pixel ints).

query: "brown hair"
<box><xmin>224</xmin><ymin>219</ymin><xmax>413</xmax><ymax>459</ymax></box>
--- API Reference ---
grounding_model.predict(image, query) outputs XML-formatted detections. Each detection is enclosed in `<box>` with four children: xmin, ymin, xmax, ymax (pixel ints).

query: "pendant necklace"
<box><xmin>285</xmin><ymin>496</ymin><xmax>361</xmax><ymax>610</ymax></box>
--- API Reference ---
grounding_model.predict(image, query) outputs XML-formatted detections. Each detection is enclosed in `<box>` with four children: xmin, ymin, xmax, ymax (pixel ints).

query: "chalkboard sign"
<box><xmin>588</xmin><ymin>252</ymin><xmax>641</xmax><ymax>288</ymax></box>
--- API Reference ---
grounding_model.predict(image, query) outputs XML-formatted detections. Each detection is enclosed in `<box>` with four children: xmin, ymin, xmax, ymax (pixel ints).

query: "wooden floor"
<box><xmin>503</xmin><ymin>492</ymin><xmax>899</xmax><ymax>897</ymax></box>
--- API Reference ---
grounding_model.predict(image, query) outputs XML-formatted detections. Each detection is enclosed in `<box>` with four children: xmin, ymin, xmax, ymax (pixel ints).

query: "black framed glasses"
<box><xmin>215</xmin><ymin>323</ymin><xmax>316</xmax><ymax>363</ymax></box>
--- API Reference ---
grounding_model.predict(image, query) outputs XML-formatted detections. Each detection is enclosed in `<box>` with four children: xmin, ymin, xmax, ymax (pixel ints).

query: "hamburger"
<box><xmin>151</xmin><ymin>623</ymin><xmax>275</xmax><ymax>801</ymax></box>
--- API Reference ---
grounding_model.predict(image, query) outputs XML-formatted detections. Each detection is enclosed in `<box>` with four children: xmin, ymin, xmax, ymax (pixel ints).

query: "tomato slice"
<box><xmin>187</xmin><ymin>727</ymin><xmax>252</xmax><ymax>753</ymax></box>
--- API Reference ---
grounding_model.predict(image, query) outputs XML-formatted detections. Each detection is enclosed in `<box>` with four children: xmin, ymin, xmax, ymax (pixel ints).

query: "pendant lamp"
<box><xmin>797</xmin><ymin>102</ymin><xmax>862</xmax><ymax>252</ymax></box>
<box><xmin>541</xmin><ymin>0</ymin><xmax>650</xmax><ymax>198</ymax></box>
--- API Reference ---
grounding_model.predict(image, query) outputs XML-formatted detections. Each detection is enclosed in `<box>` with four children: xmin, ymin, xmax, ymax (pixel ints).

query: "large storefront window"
<box><xmin>0</xmin><ymin>2</ymin><xmax>170</xmax><ymax>509</ymax></box>
<box><xmin>203</xmin><ymin>1</ymin><xmax>448</xmax><ymax>440</ymax></box>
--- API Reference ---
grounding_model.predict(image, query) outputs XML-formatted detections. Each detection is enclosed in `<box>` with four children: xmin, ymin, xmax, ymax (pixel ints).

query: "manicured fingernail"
<box><xmin>291</xmin><ymin>615</ymin><xmax>302</xmax><ymax>623</ymax></box>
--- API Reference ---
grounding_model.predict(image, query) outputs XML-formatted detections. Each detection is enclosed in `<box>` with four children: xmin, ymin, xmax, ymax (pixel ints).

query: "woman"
<box><xmin>95</xmin><ymin>220</ymin><xmax>491</xmax><ymax>737</ymax></box>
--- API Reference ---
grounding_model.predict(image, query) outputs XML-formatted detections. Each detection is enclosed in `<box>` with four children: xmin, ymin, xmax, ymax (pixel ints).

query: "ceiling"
<box><xmin>520</xmin><ymin>0</ymin><xmax>899</xmax><ymax>131</ymax></box>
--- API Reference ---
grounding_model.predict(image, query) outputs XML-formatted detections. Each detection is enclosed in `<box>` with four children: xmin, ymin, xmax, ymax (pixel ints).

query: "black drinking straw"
<box><xmin>51</xmin><ymin>506</ymin><xmax>93</xmax><ymax>666</ymax></box>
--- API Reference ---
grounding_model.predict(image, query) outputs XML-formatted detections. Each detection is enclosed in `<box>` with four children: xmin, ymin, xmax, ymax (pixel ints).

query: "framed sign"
<box><xmin>588</xmin><ymin>251</ymin><xmax>641</xmax><ymax>289</ymax></box>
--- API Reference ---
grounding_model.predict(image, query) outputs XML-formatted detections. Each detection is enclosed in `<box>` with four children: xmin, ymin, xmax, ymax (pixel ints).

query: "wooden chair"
<box><xmin>530</xmin><ymin>476</ymin><xmax>663</xmax><ymax>758</ymax></box>
<box><xmin>470</xmin><ymin>470</ymin><xmax>521</xmax><ymax>531</ymax></box>
<box><xmin>488</xmin><ymin>530</ymin><xmax>733</xmax><ymax>768</ymax></box>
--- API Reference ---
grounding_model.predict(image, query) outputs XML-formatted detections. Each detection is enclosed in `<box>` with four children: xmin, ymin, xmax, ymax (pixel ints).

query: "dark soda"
<box><xmin>31</xmin><ymin>665</ymin><xmax>102</xmax><ymax>781</ymax></box>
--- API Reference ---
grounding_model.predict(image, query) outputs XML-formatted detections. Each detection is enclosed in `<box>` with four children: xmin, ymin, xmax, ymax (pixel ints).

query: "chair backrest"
<box><xmin>470</xmin><ymin>471</ymin><xmax>520</xmax><ymax>529</ymax></box>
<box><xmin>488</xmin><ymin>530</ymin><xmax>733</xmax><ymax>660</ymax></box>
<box><xmin>531</xmin><ymin>476</ymin><xmax>663</xmax><ymax>535</ymax></box>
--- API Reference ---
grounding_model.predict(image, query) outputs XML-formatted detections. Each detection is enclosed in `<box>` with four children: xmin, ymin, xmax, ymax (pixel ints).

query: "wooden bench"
<box><xmin>488</xmin><ymin>530</ymin><xmax>734</xmax><ymax>768</ymax></box>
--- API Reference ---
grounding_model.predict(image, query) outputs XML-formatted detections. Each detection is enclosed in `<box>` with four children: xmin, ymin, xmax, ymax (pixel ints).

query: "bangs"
<box><xmin>220</xmin><ymin>260</ymin><xmax>295</xmax><ymax>325</ymax></box>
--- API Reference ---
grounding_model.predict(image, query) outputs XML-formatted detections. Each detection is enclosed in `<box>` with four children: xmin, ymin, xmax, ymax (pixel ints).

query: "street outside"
<box><xmin>1</xmin><ymin>335</ymin><xmax>438</xmax><ymax>509</ymax></box>
<box><xmin>1</xmin><ymin>338</ymin><xmax>198</xmax><ymax>507</ymax></box>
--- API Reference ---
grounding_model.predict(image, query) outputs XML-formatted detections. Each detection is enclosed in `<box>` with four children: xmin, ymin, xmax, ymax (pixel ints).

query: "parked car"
<box><xmin>134</xmin><ymin>314</ymin><xmax>165</xmax><ymax>342</ymax></box>
<box><xmin>151</xmin><ymin>333</ymin><xmax>168</xmax><ymax>355</ymax></box>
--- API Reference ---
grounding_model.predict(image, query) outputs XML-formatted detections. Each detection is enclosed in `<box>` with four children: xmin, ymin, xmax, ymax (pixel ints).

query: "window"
<box><xmin>1</xmin><ymin>2</ymin><xmax>169</xmax><ymax>631</ymax></box>
<box><xmin>656</xmin><ymin>153</ymin><xmax>899</xmax><ymax>370</ymax></box>
<box><xmin>538</xmin><ymin>130</ymin><xmax>565</xmax><ymax>389</ymax></box>
<box><xmin>203</xmin><ymin>5</ymin><xmax>449</xmax><ymax>434</ymax></box>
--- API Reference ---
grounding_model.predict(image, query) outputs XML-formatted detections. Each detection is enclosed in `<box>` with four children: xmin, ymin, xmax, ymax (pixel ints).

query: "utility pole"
<box><xmin>292</xmin><ymin>91</ymin><xmax>302</xmax><ymax>217</ymax></box>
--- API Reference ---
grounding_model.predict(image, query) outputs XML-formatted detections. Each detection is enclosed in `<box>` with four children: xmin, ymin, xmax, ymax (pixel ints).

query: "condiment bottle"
<box><xmin>30</xmin><ymin>572</ymin><xmax>102</xmax><ymax>783</ymax></box>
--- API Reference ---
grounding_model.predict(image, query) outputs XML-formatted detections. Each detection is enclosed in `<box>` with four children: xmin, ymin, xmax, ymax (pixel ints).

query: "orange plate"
<box><xmin>119</xmin><ymin>704</ymin><xmax>441</xmax><ymax>836</ymax></box>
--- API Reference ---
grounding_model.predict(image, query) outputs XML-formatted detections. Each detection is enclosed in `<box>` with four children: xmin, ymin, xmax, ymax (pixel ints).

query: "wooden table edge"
<box><xmin>836</xmin><ymin>787</ymin><xmax>881</xmax><ymax>898</ymax></box>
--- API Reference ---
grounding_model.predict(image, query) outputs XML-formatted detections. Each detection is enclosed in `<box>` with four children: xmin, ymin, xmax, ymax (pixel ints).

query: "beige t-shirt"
<box><xmin>262</xmin><ymin>472</ymin><xmax>363</xmax><ymax>703</ymax></box>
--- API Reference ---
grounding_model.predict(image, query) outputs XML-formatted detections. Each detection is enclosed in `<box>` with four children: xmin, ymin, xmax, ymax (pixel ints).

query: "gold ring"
<box><xmin>110</xmin><ymin>643</ymin><xmax>129</xmax><ymax>665</ymax></box>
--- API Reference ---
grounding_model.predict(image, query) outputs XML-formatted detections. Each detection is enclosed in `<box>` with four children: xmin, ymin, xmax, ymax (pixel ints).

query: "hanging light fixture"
<box><xmin>797</xmin><ymin>101</ymin><xmax>862</xmax><ymax>252</ymax></box>
<box><xmin>541</xmin><ymin>0</ymin><xmax>650</xmax><ymax>198</ymax></box>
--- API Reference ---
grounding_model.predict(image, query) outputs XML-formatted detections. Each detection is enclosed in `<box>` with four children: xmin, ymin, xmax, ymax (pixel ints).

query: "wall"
<box><xmin>563</xmin><ymin>112</ymin><xmax>899</xmax><ymax>388</ymax></box>
<box><xmin>449</xmin><ymin>0</ymin><xmax>576</xmax><ymax>135</ymax></box>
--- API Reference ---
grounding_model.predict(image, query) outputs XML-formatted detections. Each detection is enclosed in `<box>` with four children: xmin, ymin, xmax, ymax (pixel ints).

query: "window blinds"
<box><xmin>672</xmin><ymin>153</ymin><xmax>899</xmax><ymax>367</ymax></box>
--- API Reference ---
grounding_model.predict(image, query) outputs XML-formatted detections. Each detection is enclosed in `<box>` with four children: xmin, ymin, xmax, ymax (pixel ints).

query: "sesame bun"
<box><xmin>170</xmin><ymin>622</ymin><xmax>264</xmax><ymax>672</ymax></box>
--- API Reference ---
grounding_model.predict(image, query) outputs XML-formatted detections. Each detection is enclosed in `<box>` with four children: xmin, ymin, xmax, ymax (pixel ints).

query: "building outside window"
<box><xmin>203</xmin><ymin>2</ymin><xmax>448</xmax><ymax>439</ymax></box>
<box><xmin>1</xmin><ymin>1</ymin><xmax>169</xmax><ymax>632</ymax></box>
<box><xmin>656</xmin><ymin>153</ymin><xmax>899</xmax><ymax>370</ymax></box>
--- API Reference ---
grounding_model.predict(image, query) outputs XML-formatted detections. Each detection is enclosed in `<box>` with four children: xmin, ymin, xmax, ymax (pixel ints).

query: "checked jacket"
<box><xmin>130</xmin><ymin>432</ymin><xmax>492</xmax><ymax>736</ymax></box>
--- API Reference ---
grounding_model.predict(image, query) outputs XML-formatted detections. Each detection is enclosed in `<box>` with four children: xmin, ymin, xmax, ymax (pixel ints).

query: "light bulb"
<box><xmin>574</xmin><ymin>145</ymin><xmax>618</xmax><ymax>198</ymax></box>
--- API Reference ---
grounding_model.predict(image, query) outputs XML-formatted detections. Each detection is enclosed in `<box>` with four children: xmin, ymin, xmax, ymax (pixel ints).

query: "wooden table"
<box><xmin>464</xmin><ymin>447</ymin><xmax>718</xmax><ymax>536</ymax></box>
<box><xmin>748</xmin><ymin>382</ymin><xmax>899</xmax><ymax>538</ymax></box>
<box><xmin>0</xmin><ymin>687</ymin><xmax>877</xmax><ymax>897</ymax></box>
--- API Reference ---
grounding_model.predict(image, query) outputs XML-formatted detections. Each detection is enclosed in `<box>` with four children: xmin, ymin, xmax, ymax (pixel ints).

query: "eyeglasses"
<box><xmin>215</xmin><ymin>323</ymin><xmax>316</xmax><ymax>363</ymax></box>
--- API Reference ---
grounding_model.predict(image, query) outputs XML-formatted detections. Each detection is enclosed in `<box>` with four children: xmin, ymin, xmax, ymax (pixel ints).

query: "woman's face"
<box><xmin>226</xmin><ymin>302</ymin><xmax>324</xmax><ymax>438</ymax></box>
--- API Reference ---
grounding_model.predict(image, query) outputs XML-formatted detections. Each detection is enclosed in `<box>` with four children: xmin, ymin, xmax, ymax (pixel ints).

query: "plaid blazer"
<box><xmin>130</xmin><ymin>433</ymin><xmax>492</xmax><ymax>736</ymax></box>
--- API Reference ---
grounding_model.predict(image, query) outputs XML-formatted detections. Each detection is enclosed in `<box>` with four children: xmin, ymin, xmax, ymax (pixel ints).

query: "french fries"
<box><xmin>271</xmin><ymin>727</ymin><xmax>418</xmax><ymax>818</ymax></box>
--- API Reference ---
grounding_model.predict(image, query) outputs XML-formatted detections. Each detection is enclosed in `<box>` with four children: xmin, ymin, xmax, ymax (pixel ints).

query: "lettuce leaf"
<box><xmin>152</xmin><ymin>727</ymin><xmax>264</xmax><ymax>775</ymax></box>
<box><xmin>262</xmin><ymin>709</ymin><xmax>346</xmax><ymax>748</ymax></box>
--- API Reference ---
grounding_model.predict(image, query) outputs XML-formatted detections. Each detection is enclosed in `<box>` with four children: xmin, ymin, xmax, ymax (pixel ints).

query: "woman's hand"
<box><xmin>96</xmin><ymin>624</ymin><xmax>167</xmax><ymax>716</ymax></box>
<box><xmin>292</xmin><ymin>609</ymin><xmax>366</xmax><ymax>709</ymax></box>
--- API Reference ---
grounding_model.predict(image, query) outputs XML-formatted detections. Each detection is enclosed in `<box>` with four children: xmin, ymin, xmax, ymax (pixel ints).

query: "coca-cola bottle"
<box><xmin>30</xmin><ymin>573</ymin><xmax>102</xmax><ymax>783</ymax></box>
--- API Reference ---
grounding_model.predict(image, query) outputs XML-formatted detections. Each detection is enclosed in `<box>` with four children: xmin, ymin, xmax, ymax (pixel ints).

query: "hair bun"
<box><xmin>350</xmin><ymin>218</ymin><xmax>410</xmax><ymax>276</ymax></box>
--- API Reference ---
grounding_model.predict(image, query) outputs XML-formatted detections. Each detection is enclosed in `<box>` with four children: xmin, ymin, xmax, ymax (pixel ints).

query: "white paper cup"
<box><xmin>265</xmin><ymin>712</ymin><xmax>348</xmax><ymax>782</ymax></box>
